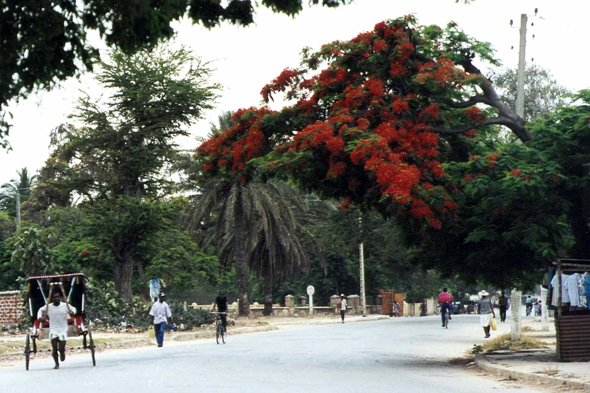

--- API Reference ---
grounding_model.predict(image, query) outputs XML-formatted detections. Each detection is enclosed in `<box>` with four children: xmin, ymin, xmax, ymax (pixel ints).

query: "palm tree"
<box><xmin>0</xmin><ymin>168</ymin><xmax>37</xmax><ymax>222</ymax></box>
<box><xmin>187</xmin><ymin>111</ymin><xmax>327</xmax><ymax>316</ymax></box>
<box><xmin>189</xmin><ymin>178</ymin><xmax>319</xmax><ymax>316</ymax></box>
<box><xmin>246</xmin><ymin>184</ymin><xmax>328</xmax><ymax>315</ymax></box>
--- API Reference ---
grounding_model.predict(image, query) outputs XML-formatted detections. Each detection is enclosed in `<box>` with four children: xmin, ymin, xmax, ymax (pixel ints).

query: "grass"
<box><xmin>535</xmin><ymin>367</ymin><xmax>559</xmax><ymax>376</ymax></box>
<box><xmin>483</xmin><ymin>333</ymin><xmax>548</xmax><ymax>352</ymax></box>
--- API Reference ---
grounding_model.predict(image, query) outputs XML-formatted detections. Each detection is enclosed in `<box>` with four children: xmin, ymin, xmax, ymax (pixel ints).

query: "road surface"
<box><xmin>0</xmin><ymin>315</ymin><xmax>554</xmax><ymax>392</ymax></box>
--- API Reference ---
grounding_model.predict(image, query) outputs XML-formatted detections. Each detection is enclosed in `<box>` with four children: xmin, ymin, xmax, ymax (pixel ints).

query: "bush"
<box><xmin>85</xmin><ymin>279</ymin><xmax>137</xmax><ymax>330</ymax></box>
<box><xmin>168</xmin><ymin>301</ymin><xmax>216</xmax><ymax>330</ymax></box>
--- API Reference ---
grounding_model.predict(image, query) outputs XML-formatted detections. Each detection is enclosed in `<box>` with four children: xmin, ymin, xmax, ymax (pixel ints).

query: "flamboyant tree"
<box><xmin>195</xmin><ymin>16</ymin><xmax>528</xmax><ymax>235</ymax></box>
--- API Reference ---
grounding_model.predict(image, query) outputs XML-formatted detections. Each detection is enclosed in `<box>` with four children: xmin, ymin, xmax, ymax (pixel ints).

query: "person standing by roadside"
<box><xmin>149</xmin><ymin>293</ymin><xmax>173</xmax><ymax>347</ymax></box>
<box><xmin>338</xmin><ymin>294</ymin><xmax>347</xmax><ymax>323</ymax></box>
<box><xmin>478</xmin><ymin>290</ymin><xmax>496</xmax><ymax>338</ymax></box>
<box><xmin>499</xmin><ymin>291</ymin><xmax>508</xmax><ymax>322</ymax></box>
<box><xmin>38</xmin><ymin>287</ymin><xmax>76</xmax><ymax>369</ymax></box>
<box><xmin>393</xmin><ymin>301</ymin><xmax>400</xmax><ymax>317</ymax></box>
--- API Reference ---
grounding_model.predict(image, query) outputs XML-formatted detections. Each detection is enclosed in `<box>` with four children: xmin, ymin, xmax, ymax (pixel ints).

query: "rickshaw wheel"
<box><xmin>88</xmin><ymin>327</ymin><xmax>96</xmax><ymax>366</ymax></box>
<box><xmin>24</xmin><ymin>334</ymin><xmax>30</xmax><ymax>371</ymax></box>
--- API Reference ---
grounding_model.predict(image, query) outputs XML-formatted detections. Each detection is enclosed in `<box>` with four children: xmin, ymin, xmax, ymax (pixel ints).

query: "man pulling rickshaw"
<box><xmin>24</xmin><ymin>273</ymin><xmax>96</xmax><ymax>370</ymax></box>
<box><xmin>37</xmin><ymin>283</ymin><xmax>77</xmax><ymax>369</ymax></box>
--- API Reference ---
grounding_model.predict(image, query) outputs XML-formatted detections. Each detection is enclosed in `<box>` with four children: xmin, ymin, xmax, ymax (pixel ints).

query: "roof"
<box><xmin>26</xmin><ymin>273</ymin><xmax>86</xmax><ymax>281</ymax></box>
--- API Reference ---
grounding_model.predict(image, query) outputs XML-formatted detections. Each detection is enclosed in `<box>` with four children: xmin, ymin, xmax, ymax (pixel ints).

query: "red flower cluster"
<box><xmin>197</xmin><ymin>16</ymin><xmax>489</xmax><ymax>229</ymax></box>
<box><xmin>486</xmin><ymin>153</ymin><xmax>499</xmax><ymax>168</ymax></box>
<box><xmin>196</xmin><ymin>107</ymin><xmax>274</xmax><ymax>180</ymax></box>
<box><xmin>261</xmin><ymin>68</ymin><xmax>300</xmax><ymax>102</ymax></box>
<box><xmin>465</xmin><ymin>107</ymin><xmax>486</xmax><ymax>123</ymax></box>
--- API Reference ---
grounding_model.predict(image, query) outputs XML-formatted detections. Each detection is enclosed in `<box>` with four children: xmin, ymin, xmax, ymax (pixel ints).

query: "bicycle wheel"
<box><xmin>445</xmin><ymin>314</ymin><xmax>449</xmax><ymax>329</ymax></box>
<box><xmin>88</xmin><ymin>327</ymin><xmax>96</xmax><ymax>366</ymax></box>
<box><xmin>221</xmin><ymin>325</ymin><xmax>226</xmax><ymax>344</ymax></box>
<box><xmin>216</xmin><ymin>320</ymin><xmax>220</xmax><ymax>344</ymax></box>
<box><xmin>24</xmin><ymin>334</ymin><xmax>30</xmax><ymax>371</ymax></box>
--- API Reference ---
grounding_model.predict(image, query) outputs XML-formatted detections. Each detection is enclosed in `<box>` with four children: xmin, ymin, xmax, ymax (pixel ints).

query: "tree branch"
<box><xmin>415</xmin><ymin>53</ymin><xmax>533</xmax><ymax>142</ymax></box>
<box><xmin>430</xmin><ymin>116</ymin><xmax>527</xmax><ymax>135</ymax></box>
<box><xmin>446</xmin><ymin>95</ymin><xmax>491</xmax><ymax>108</ymax></box>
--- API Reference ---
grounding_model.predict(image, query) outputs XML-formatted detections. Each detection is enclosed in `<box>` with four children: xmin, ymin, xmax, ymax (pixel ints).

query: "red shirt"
<box><xmin>438</xmin><ymin>292</ymin><xmax>453</xmax><ymax>303</ymax></box>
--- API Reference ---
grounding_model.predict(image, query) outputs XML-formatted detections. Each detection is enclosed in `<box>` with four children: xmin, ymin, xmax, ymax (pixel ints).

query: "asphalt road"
<box><xmin>0</xmin><ymin>315</ymin><xmax>549</xmax><ymax>393</ymax></box>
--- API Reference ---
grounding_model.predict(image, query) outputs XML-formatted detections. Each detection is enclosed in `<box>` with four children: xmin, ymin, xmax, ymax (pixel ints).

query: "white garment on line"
<box><xmin>568</xmin><ymin>273</ymin><xmax>581</xmax><ymax>307</ymax></box>
<box><xmin>551</xmin><ymin>273</ymin><xmax>571</xmax><ymax>305</ymax></box>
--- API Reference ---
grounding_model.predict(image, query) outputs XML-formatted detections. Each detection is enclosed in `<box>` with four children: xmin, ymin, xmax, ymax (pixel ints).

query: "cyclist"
<box><xmin>211</xmin><ymin>291</ymin><xmax>229</xmax><ymax>334</ymax></box>
<box><xmin>438</xmin><ymin>288</ymin><xmax>453</xmax><ymax>327</ymax></box>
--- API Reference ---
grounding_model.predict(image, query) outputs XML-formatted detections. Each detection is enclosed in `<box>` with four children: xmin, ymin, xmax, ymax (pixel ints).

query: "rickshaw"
<box><xmin>23</xmin><ymin>273</ymin><xmax>96</xmax><ymax>370</ymax></box>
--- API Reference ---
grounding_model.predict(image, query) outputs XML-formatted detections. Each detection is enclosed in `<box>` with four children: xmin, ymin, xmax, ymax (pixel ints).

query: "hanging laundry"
<box><xmin>551</xmin><ymin>273</ymin><xmax>571</xmax><ymax>306</ymax></box>
<box><xmin>149</xmin><ymin>279</ymin><xmax>161</xmax><ymax>302</ymax></box>
<box><xmin>568</xmin><ymin>273</ymin><xmax>581</xmax><ymax>307</ymax></box>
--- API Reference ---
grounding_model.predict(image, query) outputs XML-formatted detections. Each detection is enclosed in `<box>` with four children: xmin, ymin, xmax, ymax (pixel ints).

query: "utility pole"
<box><xmin>16</xmin><ymin>191</ymin><xmax>21</xmax><ymax>231</ymax></box>
<box><xmin>511</xmin><ymin>11</ymin><xmax>533</xmax><ymax>341</ymax></box>
<box><xmin>359</xmin><ymin>214</ymin><xmax>367</xmax><ymax>317</ymax></box>
<box><xmin>515</xmin><ymin>13</ymin><xmax>527</xmax><ymax>119</ymax></box>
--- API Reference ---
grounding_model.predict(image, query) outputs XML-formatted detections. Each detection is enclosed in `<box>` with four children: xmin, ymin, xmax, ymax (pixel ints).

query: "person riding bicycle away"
<box><xmin>149</xmin><ymin>293</ymin><xmax>173</xmax><ymax>348</ymax></box>
<box><xmin>438</xmin><ymin>288</ymin><xmax>453</xmax><ymax>327</ymax></box>
<box><xmin>38</xmin><ymin>287</ymin><xmax>76</xmax><ymax>369</ymax></box>
<box><xmin>478</xmin><ymin>290</ymin><xmax>496</xmax><ymax>338</ymax></box>
<box><xmin>212</xmin><ymin>291</ymin><xmax>229</xmax><ymax>334</ymax></box>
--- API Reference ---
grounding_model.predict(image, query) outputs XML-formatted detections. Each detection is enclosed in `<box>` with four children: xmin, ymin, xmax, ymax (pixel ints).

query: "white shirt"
<box><xmin>149</xmin><ymin>301</ymin><xmax>172</xmax><ymax>324</ymax></box>
<box><xmin>567</xmin><ymin>273</ymin><xmax>581</xmax><ymax>307</ymax></box>
<box><xmin>340</xmin><ymin>299</ymin><xmax>347</xmax><ymax>311</ymax></box>
<box><xmin>551</xmin><ymin>274</ymin><xmax>570</xmax><ymax>304</ymax></box>
<box><xmin>38</xmin><ymin>303</ymin><xmax>76</xmax><ymax>333</ymax></box>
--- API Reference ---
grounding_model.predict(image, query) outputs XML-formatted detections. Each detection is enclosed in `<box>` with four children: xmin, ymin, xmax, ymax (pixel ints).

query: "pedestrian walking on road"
<box><xmin>478</xmin><ymin>290</ymin><xmax>496</xmax><ymax>338</ymax></box>
<box><xmin>149</xmin><ymin>293</ymin><xmax>173</xmax><ymax>347</ymax></box>
<box><xmin>498</xmin><ymin>291</ymin><xmax>508</xmax><ymax>322</ymax></box>
<box><xmin>338</xmin><ymin>294</ymin><xmax>347</xmax><ymax>323</ymax></box>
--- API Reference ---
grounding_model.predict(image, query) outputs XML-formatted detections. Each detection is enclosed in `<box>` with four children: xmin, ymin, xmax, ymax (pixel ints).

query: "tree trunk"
<box><xmin>234</xmin><ymin>192</ymin><xmax>250</xmax><ymax>317</ymax></box>
<box><xmin>114</xmin><ymin>249</ymin><xmax>134</xmax><ymax>303</ymax></box>
<box><xmin>136</xmin><ymin>263</ymin><xmax>152</xmax><ymax>302</ymax></box>
<box><xmin>263</xmin><ymin>261</ymin><xmax>273</xmax><ymax>316</ymax></box>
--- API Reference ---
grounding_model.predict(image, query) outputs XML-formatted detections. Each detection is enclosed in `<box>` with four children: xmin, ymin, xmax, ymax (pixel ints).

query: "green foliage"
<box><xmin>10</xmin><ymin>225</ymin><xmax>54</xmax><ymax>277</ymax></box>
<box><xmin>0</xmin><ymin>168</ymin><xmax>36</xmax><ymax>218</ymax></box>
<box><xmin>406</xmin><ymin>92</ymin><xmax>590</xmax><ymax>288</ymax></box>
<box><xmin>26</xmin><ymin>46</ymin><xmax>220</xmax><ymax>301</ymax></box>
<box><xmin>85</xmin><ymin>279</ymin><xmax>146</xmax><ymax>329</ymax></box>
<box><xmin>168</xmin><ymin>301</ymin><xmax>216</xmax><ymax>330</ymax></box>
<box><xmin>0</xmin><ymin>0</ymin><xmax>351</xmax><ymax>146</ymax></box>
<box><xmin>0</xmin><ymin>211</ymin><xmax>14</xmax><ymax>240</ymax></box>
<box><xmin>492</xmin><ymin>64</ymin><xmax>571</xmax><ymax>122</ymax></box>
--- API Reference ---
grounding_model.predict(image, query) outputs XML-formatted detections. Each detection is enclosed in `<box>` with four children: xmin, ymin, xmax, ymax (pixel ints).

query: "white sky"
<box><xmin>1</xmin><ymin>0</ymin><xmax>588</xmax><ymax>185</ymax></box>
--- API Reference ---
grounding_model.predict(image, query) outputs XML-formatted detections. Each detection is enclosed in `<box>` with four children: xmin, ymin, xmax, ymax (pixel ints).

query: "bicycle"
<box><xmin>213</xmin><ymin>312</ymin><xmax>227</xmax><ymax>344</ymax></box>
<box><xmin>443</xmin><ymin>309</ymin><xmax>449</xmax><ymax>329</ymax></box>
